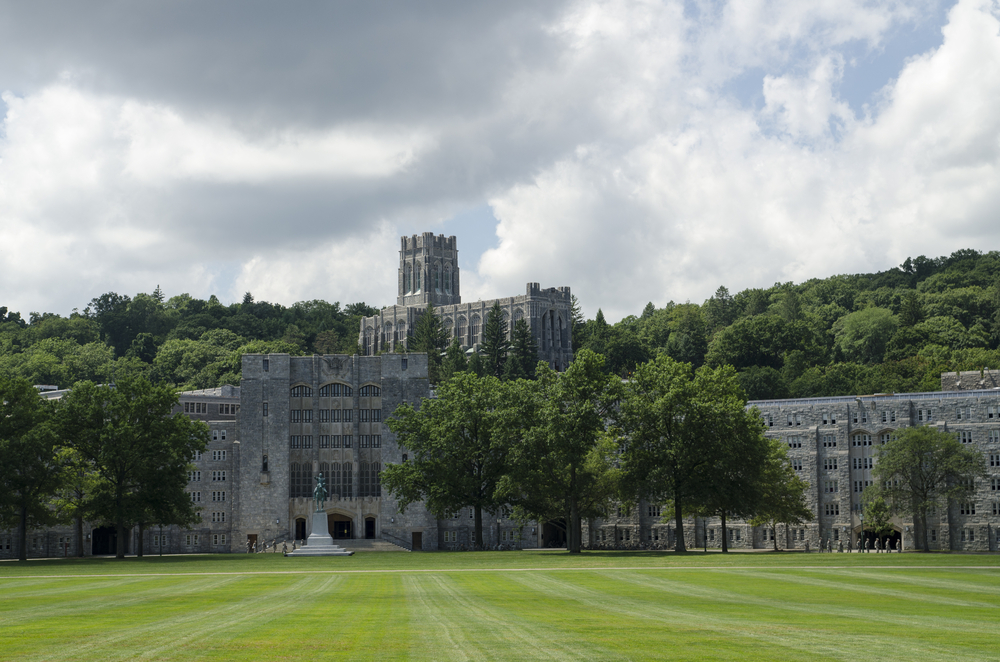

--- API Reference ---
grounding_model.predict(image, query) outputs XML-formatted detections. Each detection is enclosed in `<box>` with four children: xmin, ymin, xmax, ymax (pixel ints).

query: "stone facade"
<box><xmin>588</xmin><ymin>387</ymin><xmax>1000</xmax><ymax>552</ymax></box>
<box><xmin>235</xmin><ymin>352</ymin><xmax>438</xmax><ymax>552</ymax></box>
<box><xmin>7</xmin><ymin>361</ymin><xmax>1000</xmax><ymax>556</ymax></box>
<box><xmin>360</xmin><ymin>232</ymin><xmax>574</xmax><ymax>371</ymax></box>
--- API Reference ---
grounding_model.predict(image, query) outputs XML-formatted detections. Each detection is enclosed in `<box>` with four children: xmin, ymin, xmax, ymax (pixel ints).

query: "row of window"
<box><xmin>183</xmin><ymin>402</ymin><xmax>240</xmax><ymax>416</ymax></box>
<box><xmin>188</xmin><ymin>491</ymin><xmax>226</xmax><ymax>502</ymax></box>
<box><xmin>187</xmin><ymin>471</ymin><xmax>226</xmax><ymax>482</ymax></box>
<box><xmin>788</xmin><ymin>430</ymin><xmax>999</xmax><ymax>450</ymax></box>
<box><xmin>291</xmin><ymin>384</ymin><xmax>370</xmax><ymax>398</ymax></box>
<box><xmin>824</xmin><ymin>503</ymin><xmax>840</xmax><ymax>516</ymax></box>
<box><xmin>291</xmin><ymin>435</ymin><xmax>381</xmax><ymax>449</ymax></box>
<box><xmin>291</xmin><ymin>408</ymin><xmax>383</xmax><ymax>423</ymax></box>
<box><xmin>765</xmin><ymin>405</ymin><xmax>1000</xmax><ymax>429</ymax></box>
<box><xmin>178</xmin><ymin>533</ymin><xmax>227</xmax><ymax>547</ymax></box>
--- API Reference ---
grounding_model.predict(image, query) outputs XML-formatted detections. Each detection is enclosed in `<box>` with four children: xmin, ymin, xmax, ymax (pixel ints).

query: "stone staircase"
<box><xmin>340</xmin><ymin>539</ymin><xmax>410</xmax><ymax>552</ymax></box>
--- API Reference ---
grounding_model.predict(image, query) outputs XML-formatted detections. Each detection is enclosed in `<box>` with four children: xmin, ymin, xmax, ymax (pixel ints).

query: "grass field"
<box><xmin>2</xmin><ymin>551</ymin><xmax>998</xmax><ymax>661</ymax></box>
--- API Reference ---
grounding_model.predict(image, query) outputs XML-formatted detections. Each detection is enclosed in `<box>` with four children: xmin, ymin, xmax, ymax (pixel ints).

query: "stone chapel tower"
<box><xmin>397</xmin><ymin>233</ymin><xmax>461</xmax><ymax>308</ymax></box>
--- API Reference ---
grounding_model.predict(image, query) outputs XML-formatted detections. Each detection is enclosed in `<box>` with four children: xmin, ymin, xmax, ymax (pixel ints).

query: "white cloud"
<box><xmin>3</xmin><ymin>0</ymin><xmax>999</xmax><ymax>327</ymax></box>
<box><xmin>481</xmin><ymin>0</ymin><xmax>1000</xmax><ymax>320</ymax></box>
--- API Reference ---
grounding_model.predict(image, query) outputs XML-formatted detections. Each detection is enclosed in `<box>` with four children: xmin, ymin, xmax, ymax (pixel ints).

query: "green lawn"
<box><xmin>2</xmin><ymin>551</ymin><xmax>998</xmax><ymax>661</ymax></box>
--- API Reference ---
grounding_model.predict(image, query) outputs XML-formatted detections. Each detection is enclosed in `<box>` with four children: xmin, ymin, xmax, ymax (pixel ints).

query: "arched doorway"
<box><xmin>854</xmin><ymin>526</ymin><xmax>902</xmax><ymax>551</ymax></box>
<box><xmin>365</xmin><ymin>517</ymin><xmax>376</xmax><ymax>539</ymax></box>
<box><xmin>295</xmin><ymin>518</ymin><xmax>307</xmax><ymax>540</ymax></box>
<box><xmin>542</xmin><ymin>519</ymin><xmax>566</xmax><ymax>548</ymax></box>
<box><xmin>328</xmin><ymin>513</ymin><xmax>353</xmax><ymax>539</ymax></box>
<box><xmin>91</xmin><ymin>526</ymin><xmax>125</xmax><ymax>555</ymax></box>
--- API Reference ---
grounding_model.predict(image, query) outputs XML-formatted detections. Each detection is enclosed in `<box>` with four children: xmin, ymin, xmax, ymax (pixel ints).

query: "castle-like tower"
<box><xmin>397</xmin><ymin>233</ymin><xmax>461</xmax><ymax>308</ymax></box>
<box><xmin>360</xmin><ymin>233</ymin><xmax>574</xmax><ymax>371</ymax></box>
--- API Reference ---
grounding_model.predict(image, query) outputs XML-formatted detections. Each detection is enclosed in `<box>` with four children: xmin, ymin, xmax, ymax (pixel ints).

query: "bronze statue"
<box><xmin>313</xmin><ymin>472</ymin><xmax>328</xmax><ymax>511</ymax></box>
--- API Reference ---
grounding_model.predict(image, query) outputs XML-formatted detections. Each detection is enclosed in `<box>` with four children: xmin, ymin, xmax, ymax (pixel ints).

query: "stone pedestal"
<box><xmin>286</xmin><ymin>511</ymin><xmax>354</xmax><ymax>556</ymax></box>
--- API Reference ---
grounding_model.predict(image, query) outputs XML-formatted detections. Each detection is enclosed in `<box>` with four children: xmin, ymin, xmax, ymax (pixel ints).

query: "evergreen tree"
<box><xmin>480</xmin><ymin>301</ymin><xmax>510</xmax><ymax>378</ymax></box>
<box><xmin>899</xmin><ymin>291</ymin><xmax>924</xmax><ymax>327</ymax></box>
<box><xmin>441</xmin><ymin>337</ymin><xmax>468</xmax><ymax>381</ymax></box>
<box><xmin>467</xmin><ymin>351</ymin><xmax>485</xmax><ymax>377</ymax></box>
<box><xmin>410</xmin><ymin>303</ymin><xmax>448</xmax><ymax>384</ymax></box>
<box><xmin>503</xmin><ymin>318</ymin><xmax>539</xmax><ymax>380</ymax></box>
<box><xmin>570</xmin><ymin>295</ymin><xmax>586</xmax><ymax>351</ymax></box>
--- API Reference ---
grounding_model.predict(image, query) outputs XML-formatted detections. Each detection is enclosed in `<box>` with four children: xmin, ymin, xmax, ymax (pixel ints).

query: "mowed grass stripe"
<box><xmin>611</xmin><ymin>569</ymin><xmax>996</xmax><ymax>639</ymax></box>
<box><xmin>0</xmin><ymin>575</ymin><xmax>243</xmax><ymax>631</ymax></box>
<box><xmin>404</xmin><ymin>572</ymin><xmax>607</xmax><ymax>661</ymax></box>
<box><xmin>5</xmin><ymin>564</ymin><xmax>1000</xmax><ymax>581</ymax></box>
<box><xmin>7</xmin><ymin>575</ymin><xmax>334</xmax><ymax>662</ymax></box>
<box><xmin>2</xmin><ymin>556</ymin><xmax>1000</xmax><ymax>661</ymax></box>
<box><xmin>514</xmin><ymin>571</ymin><xmax>985</xmax><ymax>662</ymax></box>
<box><xmin>747</xmin><ymin>569</ymin><xmax>999</xmax><ymax>609</ymax></box>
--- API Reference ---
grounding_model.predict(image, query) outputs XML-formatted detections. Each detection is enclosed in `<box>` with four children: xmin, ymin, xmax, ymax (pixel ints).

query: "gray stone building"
<box><xmin>234</xmin><ymin>352</ymin><xmax>438</xmax><ymax>551</ymax></box>
<box><xmin>588</xmin><ymin>374</ymin><xmax>1000</xmax><ymax>552</ymax></box>
<box><xmin>359</xmin><ymin>232</ymin><xmax>574</xmax><ymax>371</ymax></box>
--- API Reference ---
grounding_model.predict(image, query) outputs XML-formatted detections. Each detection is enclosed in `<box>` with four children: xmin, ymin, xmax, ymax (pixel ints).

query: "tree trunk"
<box><xmin>116</xmin><ymin>521</ymin><xmax>127</xmax><ymax>559</ymax></box>
<box><xmin>673</xmin><ymin>497</ymin><xmax>686</xmax><ymax>553</ymax></box>
<box><xmin>137</xmin><ymin>522</ymin><xmax>145</xmax><ymax>558</ymax></box>
<box><xmin>569</xmin><ymin>496</ymin><xmax>580</xmax><ymax>554</ymax></box>
<box><xmin>771</xmin><ymin>523</ymin><xmax>778</xmax><ymax>551</ymax></box>
<box><xmin>76</xmin><ymin>515</ymin><xmax>85</xmax><ymax>557</ymax></box>
<box><xmin>18</xmin><ymin>504</ymin><xmax>28</xmax><ymax>561</ymax></box>
<box><xmin>720</xmin><ymin>513</ymin><xmax>728</xmax><ymax>553</ymax></box>
<box><xmin>918</xmin><ymin>509</ymin><xmax>929</xmax><ymax>553</ymax></box>
<box><xmin>474</xmin><ymin>506</ymin><xmax>482</xmax><ymax>550</ymax></box>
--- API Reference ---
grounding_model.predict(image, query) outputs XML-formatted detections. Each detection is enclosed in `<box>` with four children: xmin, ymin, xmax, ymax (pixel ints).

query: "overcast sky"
<box><xmin>2</xmin><ymin>0</ymin><xmax>998</xmax><ymax>322</ymax></box>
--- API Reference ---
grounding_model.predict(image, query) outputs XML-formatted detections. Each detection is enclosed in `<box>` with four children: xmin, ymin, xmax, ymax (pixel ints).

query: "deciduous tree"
<box><xmin>0</xmin><ymin>378</ymin><xmax>64</xmax><ymax>561</ymax></box>
<box><xmin>873</xmin><ymin>426</ymin><xmax>986</xmax><ymax>551</ymax></box>
<box><xmin>383</xmin><ymin>372</ymin><xmax>511</xmax><ymax>548</ymax></box>
<box><xmin>60</xmin><ymin>375</ymin><xmax>209</xmax><ymax>558</ymax></box>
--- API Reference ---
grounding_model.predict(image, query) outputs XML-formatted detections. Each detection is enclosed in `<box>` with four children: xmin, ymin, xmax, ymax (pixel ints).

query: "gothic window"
<box><xmin>434</xmin><ymin>263</ymin><xmax>440</xmax><ymax>291</ymax></box>
<box><xmin>396</xmin><ymin>320</ymin><xmax>406</xmax><ymax>343</ymax></box>
<box><xmin>360</xmin><ymin>462</ymin><xmax>370</xmax><ymax>497</ymax></box>
<box><xmin>331</xmin><ymin>462</ymin><xmax>341</xmax><ymax>497</ymax></box>
<box><xmin>444</xmin><ymin>265</ymin><xmax>451</xmax><ymax>293</ymax></box>
<box><xmin>343</xmin><ymin>462</ymin><xmax>353</xmax><ymax>496</ymax></box>
<box><xmin>470</xmin><ymin>314</ymin><xmax>481</xmax><ymax>345</ymax></box>
<box><xmin>363</xmin><ymin>327</ymin><xmax>374</xmax><ymax>355</ymax></box>
<box><xmin>457</xmin><ymin>316</ymin><xmax>467</xmax><ymax>343</ymax></box>
<box><xmin>415</xmin><ymin>263</ymin><xmax>421</xmax><ymax>291</ymax></box>
<box><xmin>557</xmin><ymin>315</ymin><xmax>565</xmax><ymax>348</ymax></box>
<box><xmin>444</xmin><ymin>318</ymin><xmax>454</xmax><ymax>338</ymax></box>
<box><xmin>373</xmin><ymin>462</ymin><xmax>382</xmax><ymax>497</ymax></box>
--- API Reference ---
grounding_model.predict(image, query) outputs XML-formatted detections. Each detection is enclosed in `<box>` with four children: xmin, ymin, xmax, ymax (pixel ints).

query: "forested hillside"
<box><xmin>4</xmin><ymin>248</ymin><xmax>1000</xmax><ymax>397</ymax></box>
<box><xmin>0</xmin><ymin>290</ymin><xmax>377</xmax><ymax>391</ymax></box>
<box><xmin>574</xmin><ymin>249</ymin><xmax>1000</xmax><ymax>399</ymax></box>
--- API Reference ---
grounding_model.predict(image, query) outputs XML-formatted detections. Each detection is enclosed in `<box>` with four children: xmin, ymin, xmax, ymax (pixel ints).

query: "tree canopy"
<box><xmin>872</xmin><ymin>426</ymin><xmax>986</xmax><ymax>551</ymax></box>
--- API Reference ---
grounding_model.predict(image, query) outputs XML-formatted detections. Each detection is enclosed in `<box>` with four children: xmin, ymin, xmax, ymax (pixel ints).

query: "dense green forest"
<box><xmin>573</xmin><ymin>248</ymin><xmax>1000</xmax><ymax>399</ymax></box>
<box><xmin>0</xmin><ymin>290</ymin><xmax>377</xmax><ymax>391</ymax></box>
<box><xmin>3</xmin><ymin>248</ymin><xmax>1000</xmax><ymax>397</ymax></box>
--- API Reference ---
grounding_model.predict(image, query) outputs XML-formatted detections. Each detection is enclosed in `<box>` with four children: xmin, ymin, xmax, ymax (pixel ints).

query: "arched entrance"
<box><xmin>328</xmin><ymin>513</ymin><xmax>353</xmax><ymax>539</ymax></box>
<box><xmin>295</xmin><ymin>518</ymin><xmax>307</xmax><ymax>540</ymax></box>
<box><xmin>91</xmin><ymin>526</ymin><xmax>126</xmax><ymax>555</ymax></box>
<box><xmin>854</xmin><ymin>526</ymin><xmax>902</xmax><ymax>551</ymax></box>
<box><xmin>542</xmin><ymin>519</ymin><xmax>567</xmax><ymax>548</ymax></box>
<box><xmin>364</xmin><ymin>517</ymin><xmax>376</xmax><ymax>539</ymax></box>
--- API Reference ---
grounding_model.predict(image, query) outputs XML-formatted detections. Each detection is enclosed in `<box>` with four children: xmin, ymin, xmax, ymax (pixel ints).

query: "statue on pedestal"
<box><xmin>313</xmin><ymin>473</ymin><xmax>328</xmax><ymax>512</ymax></box>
